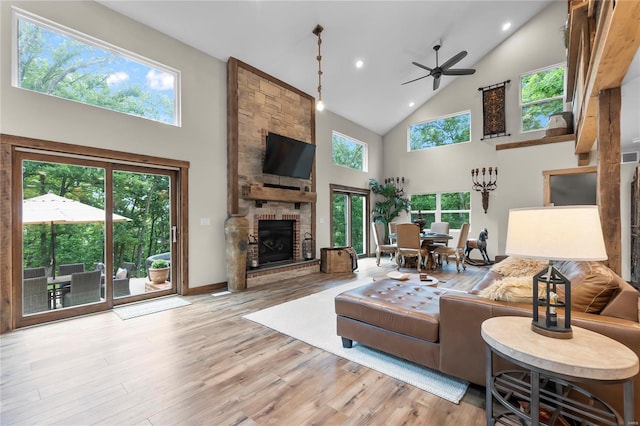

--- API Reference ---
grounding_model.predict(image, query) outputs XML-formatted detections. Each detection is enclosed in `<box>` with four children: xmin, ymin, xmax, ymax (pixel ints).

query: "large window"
<box><xmin>332</xmin><ymin>131</ymin><xmax>367</xmax><ymax>171</ymax></box>
<box><xmin>409</xmin><ymin>111</ymin><xmax>471</xmax><ymax>151</ymax></box>
<box><xmin>520</xmin><ymin>64</ymin><xmax>565</xmax><ymax>132</ymax></box>
<box><xmin>410</xmin><ymin>192</ymin><xmax>470</xmax><ymax>229</ymax></box>
<box><xmin>13</xmin><ymin>9</ymin><xmax>180</xmax><ymax>126</ymax></box>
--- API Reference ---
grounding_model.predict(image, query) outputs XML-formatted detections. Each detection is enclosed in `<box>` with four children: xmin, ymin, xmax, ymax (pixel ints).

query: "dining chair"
<box><xmin>395</xmin><ymin>223</ymin><xmax>426</xmax><ymax>271</ymax></box>
<box><xmin>22</xmin><ymin>276</ymin><xmax>49</xmax><ymax>314</ymax></box>
<box><xmin>372</xmin><ymin>222</ymin><xmax>396</xmax><ymax>266</ymax></box>
<box><xmin>59</xmin><ymin>263</ymin><xmax>85</xmax><ymax>275</ymax></box>
<box><xmin>388</xmin><ymin>222</ymin><xmax>398</xmax><ymax>244</ymax></box>
<box><xmin>23</xmin><ymin>267</ymin><xmax>46</xmax><ymax>279</ymax></box>
<box><xmin>63</xmin><ymin>270</ymin><xmax>102</xmax><ymax>307</ymax></box>
<box><xmin>433</xmin><ymin>223</ymin><xmax>470</xmax><ymax>272</ymax></box>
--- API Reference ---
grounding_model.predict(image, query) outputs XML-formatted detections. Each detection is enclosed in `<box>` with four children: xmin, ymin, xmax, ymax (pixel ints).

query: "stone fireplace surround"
<box><xmin>227</xmin><ymin>58</ymin><xmax>320</xmax><ymax>287</ymax></box>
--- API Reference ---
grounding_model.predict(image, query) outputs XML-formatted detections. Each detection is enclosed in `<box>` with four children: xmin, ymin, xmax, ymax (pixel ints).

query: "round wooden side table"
<box><xmin>481</xmin><ymin>316</ymin><xmax>638</xmax><ymax>426</ymax></box>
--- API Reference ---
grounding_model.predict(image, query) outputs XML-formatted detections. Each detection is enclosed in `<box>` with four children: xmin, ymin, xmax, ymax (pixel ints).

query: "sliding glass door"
<box><xmin>330</xmin><ymin>185</ymin><xmax>369</xmax><ymax>256</ymax></box>
<box><xmin>19</xmin><ymin>153</ymin><xmax>177</xmax><ymax>324</ymax></box>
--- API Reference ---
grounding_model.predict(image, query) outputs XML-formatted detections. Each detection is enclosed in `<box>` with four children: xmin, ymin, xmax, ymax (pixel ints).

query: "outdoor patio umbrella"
<box><xmin>22</xmin><ymin>192</ymin><xmax>131</xmax><ymax>278</ymax></box>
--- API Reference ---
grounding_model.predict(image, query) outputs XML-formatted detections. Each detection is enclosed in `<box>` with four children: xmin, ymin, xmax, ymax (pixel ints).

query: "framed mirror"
<box><xmin>543</xmin><ymin>166</ymin><xmax>597</xmax><ymax>206</ymax></box>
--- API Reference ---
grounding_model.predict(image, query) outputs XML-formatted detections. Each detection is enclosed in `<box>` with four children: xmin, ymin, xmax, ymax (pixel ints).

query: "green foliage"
<box><xmin>150</xmin><ymin>259</ymin><xmax>169</xmax><ymax>269</ymax></box>
<box><xmin>410</xmin><ymin>112</ymin><xmax>470</xmax><ymax>151</ymax></box>
<box><xmin>332</xmin><ymin>133</ymin><xmax>365</xmax><ymax>170</ymax></box>
<box><xmin>17</xmin><ymin>18</ymin><xmax>174</xmax><ymax>124</ymax></box>
<box><xmin>331</xmin><ymin>193</ymin><xmax>365</xmax><ymax>253</ymax></box>
<box><xmin>369</xmin><ymin>179</ymin><xmax>410</xmax><ymax>226</ymax></box>
<box><xmin>410</xmin><ymin>192</ymin><xmax>470</xmax><ymax>229</ymax></box>
<box><xmin>520</xmin><ymin>66</ymin><xmax>565</xmax><ymax>131</ymax></box>
<box><xmin>22</xmin><ymin>161</ymin><xmax>171</xmax><ymax>279</ymax></box>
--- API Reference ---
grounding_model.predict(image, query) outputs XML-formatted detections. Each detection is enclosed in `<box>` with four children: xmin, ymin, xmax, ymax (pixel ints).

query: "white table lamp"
<box><xmin>505</xmin><ymin>206</ymin><xmax>608</xmax><ymax>338</ymax></box>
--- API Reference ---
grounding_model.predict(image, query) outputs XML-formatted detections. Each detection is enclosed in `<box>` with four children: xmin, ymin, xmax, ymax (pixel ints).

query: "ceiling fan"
<box><xmin>402</xmin><ymin>45</ymin><xmax>476</xmax><ymax>90</ymax></box>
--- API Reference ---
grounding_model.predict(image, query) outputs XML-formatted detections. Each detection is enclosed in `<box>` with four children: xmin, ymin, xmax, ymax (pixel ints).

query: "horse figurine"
<box><xmin>465</xmin><ymin>228</ymin><xmax>491</xmax><ymax>264</ymax></box>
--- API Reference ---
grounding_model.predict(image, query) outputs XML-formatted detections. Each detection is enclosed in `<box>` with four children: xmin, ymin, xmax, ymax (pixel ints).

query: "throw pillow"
<box><xmin>115</xmin><ymin>267</ymin><xmax>127</xmax><ymax>279</ymax></box>
<box><xmin>556</xmin><ymin>262</ymin><xmax>619</xmax><ymax>314</ymax></box>
<box><xmin>479</xmin><ymin>276</ymin><xmax>545</xmax><ymax>303</ymax></box>
<box><xmin>490</xmin><ymin>257</ymin><xmax>548</xmax><ymax>277</ymax></box>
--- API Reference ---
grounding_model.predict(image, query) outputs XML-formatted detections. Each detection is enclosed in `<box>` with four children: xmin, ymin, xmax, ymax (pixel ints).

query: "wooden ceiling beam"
<box><xmin>575</xmin><ymin>0</ymin><xmax>640</xmax><ymax>155</ymax></box>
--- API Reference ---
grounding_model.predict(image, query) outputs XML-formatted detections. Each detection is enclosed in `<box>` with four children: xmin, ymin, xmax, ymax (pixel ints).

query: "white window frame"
<box><xmin>331</xmin><ymin>131</ymin><xmax>368</xmax><ymax>172</ymax></box>
<box><xmin>11</xmin><ymin>7</ymin><xmax>182</xmax><ymax>127</ymax></box>
<box><xmin>407</xmin><ymin>110</ymin><xmax>471</xmax><ymax>152</ymax></box>
<box><xmin>519</xmin><ymin>63</ymin><xmax>566</xmax><ymax>133</ymax></box>
<box><xmin>409</xmin><ymin>191</ymin><xmax>471</xmax><ymax>230</ymax></box>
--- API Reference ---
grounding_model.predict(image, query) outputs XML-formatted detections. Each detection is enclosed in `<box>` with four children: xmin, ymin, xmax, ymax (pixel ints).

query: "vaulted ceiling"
<box><xmin>97</xmin><ymin>1</ymin><xmax>555</xmax><ymax>136</ymax></box>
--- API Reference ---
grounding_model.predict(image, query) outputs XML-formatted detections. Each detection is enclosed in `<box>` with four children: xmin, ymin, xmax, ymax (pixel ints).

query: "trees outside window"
<box><xmin>520</xmin><ymin>64</ymin><xmax>565</xmax><ymax>132</ymax></box>
<box><xmin>409</xmin><ymin>111</ymin><xmax>471</xmax><ymax>151</ymax></box>
<box><xmin>14</xmin><ymin>10</ymin><xmax>180</xmax><ymax>125</ymax></box>
<box><xmin>410</xmin><ymin>192</ymin><xmax>470</xmax><ymax>229</ymax></box>
<box><xmin>332</xmin><ymin>131</ymin><xmax>367</xmax><ymax>171</ymax></box>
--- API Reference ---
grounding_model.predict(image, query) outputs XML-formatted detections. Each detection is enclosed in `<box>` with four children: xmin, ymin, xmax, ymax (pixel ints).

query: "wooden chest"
<box><xmin>321</xmin><ymin>247</ymin><xmax>356</xmax><ymax>273</ymax></box>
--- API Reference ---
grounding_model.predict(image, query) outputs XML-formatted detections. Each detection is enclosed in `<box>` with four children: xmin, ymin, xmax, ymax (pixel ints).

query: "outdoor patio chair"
<box><xmin>59</xmin><ymin>263</ymin><xmax>85</xmax><ymax>275</ymax></box>
<box><xmin>23</xmin><ymin>276</ymin><xmax>49</xmax><ymax>314</ymax></box>
<box><xmin>62</xmin><ymin>270</ymin><xmax>101</xmax><ymax>307</ymax></box>
<box><xmin>122</xmin><ymin>262</ymin><xmax>136</xmax><ymax>277</ymax></box>
<box><xmin>113</xmin><ymin>277</ymin><xmax>131</xmax><ymax>298</ymax></box>
<box><xmin>23</xmin><ymin>267</ymin><xmax>46</xmax><ymax>279</ymax></box>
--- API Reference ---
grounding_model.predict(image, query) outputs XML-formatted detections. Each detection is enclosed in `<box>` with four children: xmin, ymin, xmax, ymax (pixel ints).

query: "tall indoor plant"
<box><xmin>369</xmin><ymin>178</ymin><xmax>410</xmax><ymax>243</ymax></box>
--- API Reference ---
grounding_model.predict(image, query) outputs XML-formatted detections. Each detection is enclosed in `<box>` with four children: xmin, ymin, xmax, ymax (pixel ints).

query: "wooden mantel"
<box><xmin>242</xmin><ymin>183</ymin><xmax>317</xmax><ymax>205</ymax></box>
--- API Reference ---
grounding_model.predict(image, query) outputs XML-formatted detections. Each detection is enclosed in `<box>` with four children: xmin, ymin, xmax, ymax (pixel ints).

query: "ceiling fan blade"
<box><xmin>442</xmin><ymin>68</ymin><xmax>476</xmax><ymax>76</ymax></box>
<box><xmin>433</xmin><ymin>77</ymin><xmax>441</xmax><ymax>91</ymax></box>
<box><xmin>440</xmin><ymin>51</ymin><xmax>467</xmax><ymax>70</ymax></box>
<box><xmin>401</xmin><ymin>75</ymin><xmax>430</xmax><ymax>85</ymax></box>
<box><xmin>412</xmin><ymin>61</ymin><xmax>433</xmax><ymax>72</ymax></box>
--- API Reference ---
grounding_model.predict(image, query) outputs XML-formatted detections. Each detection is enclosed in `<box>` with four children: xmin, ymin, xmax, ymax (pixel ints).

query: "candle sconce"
<box><xmin>384</xmin><ymin>177</ymin><xmax>406</xmax><ymax>197</ymax></box>
<box><xmin>471</xmin><ymin>167</ymin><xmax>497</xmax><ymax>213</ymax></box>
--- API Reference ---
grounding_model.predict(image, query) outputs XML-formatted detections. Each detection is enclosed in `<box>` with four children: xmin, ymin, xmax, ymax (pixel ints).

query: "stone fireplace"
<box><xmin>228</xmin><ymin>58</ymin><xmax>320</xmax><ymax>287</ymax></box>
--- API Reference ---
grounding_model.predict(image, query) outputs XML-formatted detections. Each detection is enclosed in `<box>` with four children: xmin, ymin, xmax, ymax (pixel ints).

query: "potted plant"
<box><xmin>369</xmin><ymin>178</ymin><xmax>410</xmax><ymax>243</ymax></box>
<box><xmin>148</xmin><ymin>259</ymin><xmax>170</xmax><ymax>284</ymax></box>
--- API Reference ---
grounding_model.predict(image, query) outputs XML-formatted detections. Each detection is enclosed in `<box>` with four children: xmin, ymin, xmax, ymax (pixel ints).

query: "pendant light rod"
<box><xmin>312</xmin><ymin>24</ymin><xmax>324</xmax><ymax>111</ymax></box>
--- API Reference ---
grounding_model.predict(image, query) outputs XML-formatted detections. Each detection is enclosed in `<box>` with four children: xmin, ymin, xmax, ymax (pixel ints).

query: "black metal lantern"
<box><xmin>532</xmin><ymin>263</ymin><xmax>572</xmax><ymax>339</ymax></box>
<box><xmin>247</xmin><ymin>234</ymin><xmax>259</xmax><ymax>269</ymax></box>
<box><xmin>302</xmin><ymin>232</ymin><xmax>314</xmax><ymax>260</ymax></box>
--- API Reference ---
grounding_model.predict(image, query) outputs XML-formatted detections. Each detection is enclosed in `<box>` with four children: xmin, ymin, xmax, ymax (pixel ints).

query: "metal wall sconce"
<box><xmin>384</xmin><ymin>177</ymin><xmax>406</xmax><ymax>197</ymax></box>
<box><xmin>471</xmin><ymin>167</ymin><xmax>497</xmax><ymax>213</ymax></box>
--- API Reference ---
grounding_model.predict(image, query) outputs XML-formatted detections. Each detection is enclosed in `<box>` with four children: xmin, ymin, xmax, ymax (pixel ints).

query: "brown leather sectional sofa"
<box><xmin>335</xmin><ymin>260</ymin><xmax>640</xmax><ymax>420</ymax></box>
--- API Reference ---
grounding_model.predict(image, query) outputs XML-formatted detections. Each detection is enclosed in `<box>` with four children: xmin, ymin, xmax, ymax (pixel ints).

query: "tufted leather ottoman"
<box><xmin>335</xmin><ymin>278</ymin><xmax>445</xmax><ymax>369</ymax></box>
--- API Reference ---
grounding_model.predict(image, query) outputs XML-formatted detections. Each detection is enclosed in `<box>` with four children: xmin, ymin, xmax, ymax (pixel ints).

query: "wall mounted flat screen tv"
<box><xmin>263</xmin><ymin>133</ymin><xmax>316</xmax><ymax>179</ymax></box>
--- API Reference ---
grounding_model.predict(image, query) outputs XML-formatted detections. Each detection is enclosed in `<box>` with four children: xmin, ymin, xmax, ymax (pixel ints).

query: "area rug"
<box><xmin>114</xmin><ymin>296</ymin><xmax>191</xmax><ymax>320</ymax></box>
<box><xmin>243</xmin><ymin>278</ymin><xmax>469</xmax><ymax>404</ymax></box>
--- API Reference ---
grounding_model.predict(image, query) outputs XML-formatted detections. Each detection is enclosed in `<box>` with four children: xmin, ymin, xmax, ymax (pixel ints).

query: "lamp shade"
<box><xmin>505</xmin><ymin>206</ymin><xmax>607</xmax><ymax>261</ymax></box>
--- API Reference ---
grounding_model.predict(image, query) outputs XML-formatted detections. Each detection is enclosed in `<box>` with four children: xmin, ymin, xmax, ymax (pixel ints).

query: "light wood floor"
<box><xmin>1</xmin><ymin>257</ymin><xmax>490</xmax><ymax>425</ymax></box>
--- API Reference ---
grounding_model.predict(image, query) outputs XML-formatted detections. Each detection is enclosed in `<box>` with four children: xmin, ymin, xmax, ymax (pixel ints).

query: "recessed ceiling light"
<box><xmin>409</xmin><ymin>102</ymin><xmax>415</xmax><ymax>107</ymax></box>
<box><xmin>355</xmin><ymin>60</ymin><xmax>364</xmax><ymax>68</ymax></box>
<box><xmin>502</xmin><ymin>22</ymin><xmax>512</xmax><ymax>31</ymax></box>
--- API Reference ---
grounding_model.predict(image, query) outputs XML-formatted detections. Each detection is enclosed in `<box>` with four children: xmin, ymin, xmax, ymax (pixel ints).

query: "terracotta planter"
<box><xmin>148</xmin><ymin>267</ymin><xmax>170</xmax><ymax>284</ymax></box>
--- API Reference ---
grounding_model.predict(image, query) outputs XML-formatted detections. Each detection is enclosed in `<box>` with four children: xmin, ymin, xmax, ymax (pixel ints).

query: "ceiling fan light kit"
<box><xmin>402</xmin><ymin>44</ymin><xmax>476</xmax><ymax>90</ymax></box>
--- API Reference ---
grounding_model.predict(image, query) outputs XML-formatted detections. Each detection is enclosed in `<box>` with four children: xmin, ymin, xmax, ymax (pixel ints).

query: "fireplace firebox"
<box><xmin>258</xmin><ymin>220</ymin><xmax>294</xmax><ymax>265</ymax></box>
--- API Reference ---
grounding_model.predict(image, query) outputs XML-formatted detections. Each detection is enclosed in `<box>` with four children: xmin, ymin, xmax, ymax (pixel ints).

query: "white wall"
<box><xmin>315</xmin><ymin>110</ymin><xmax>383</xmax><ymax>254</ymax></box>
<box><xmin>1</xmin><ymin>1</ymin><xmax>228</xmax><ymax>287</ymax></box>
<box><xmin>381</xmin><ymin>1</ymin><xmax>633</xmax><ymax>279</ymax></box>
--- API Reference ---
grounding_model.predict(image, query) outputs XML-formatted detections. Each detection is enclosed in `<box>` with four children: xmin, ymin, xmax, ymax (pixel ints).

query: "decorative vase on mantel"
<box><xmin>224</xmin><ymin>214</ymin><xmax>249</xmax><ymax>292</ymax></box>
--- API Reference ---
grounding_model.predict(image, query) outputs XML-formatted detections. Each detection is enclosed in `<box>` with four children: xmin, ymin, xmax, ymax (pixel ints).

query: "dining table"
<box><xmin>420</xmin><ymin>232</ymin><xmax>453</xmax><ymax>270</ymax></box>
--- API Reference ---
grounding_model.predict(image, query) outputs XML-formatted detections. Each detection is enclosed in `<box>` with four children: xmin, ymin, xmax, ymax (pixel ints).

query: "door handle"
<box><xmin>172</xmin><ymin>226</ymin><xmax>177</xmax><ymax>243</ymax></box>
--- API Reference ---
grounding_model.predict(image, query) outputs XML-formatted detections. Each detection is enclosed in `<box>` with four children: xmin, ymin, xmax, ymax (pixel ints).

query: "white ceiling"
<box><xmin>97</xmin><ymin>0</ymin><xmax>554</xmax><ymax>136</ymax></box>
